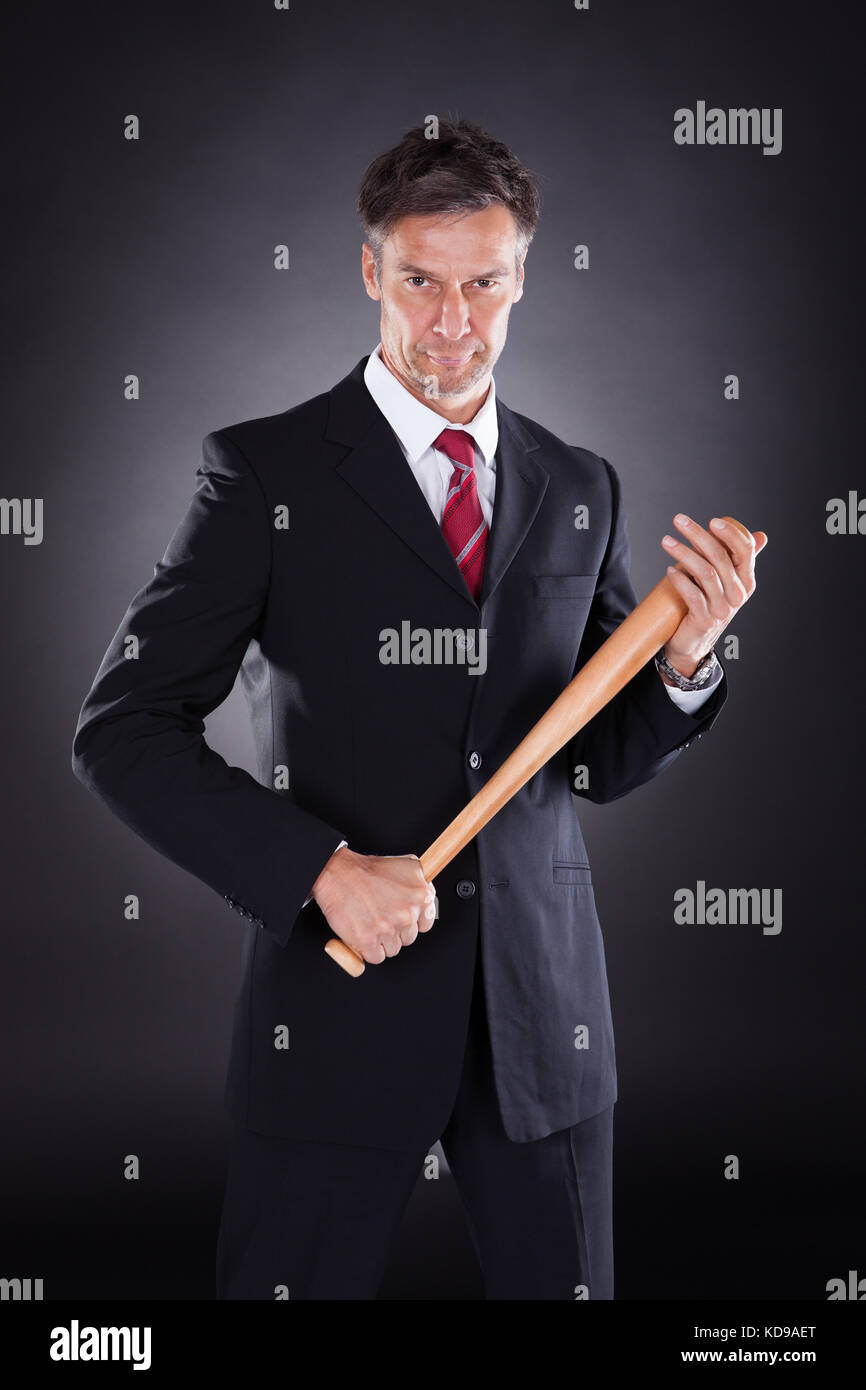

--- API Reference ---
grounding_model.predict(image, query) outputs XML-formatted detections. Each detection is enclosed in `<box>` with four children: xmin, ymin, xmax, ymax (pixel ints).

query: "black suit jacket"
<box><xmin>71</xmin><ymin>353</ymin><xmax>727</xmax><ymax>1148</ymax></box>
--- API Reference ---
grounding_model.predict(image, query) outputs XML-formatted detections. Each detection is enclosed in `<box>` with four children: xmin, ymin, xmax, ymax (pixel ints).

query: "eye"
<box><xmin>405</xmin><ymin>276</ymin><xmax>499</xmax><ymax>289</ymax></box>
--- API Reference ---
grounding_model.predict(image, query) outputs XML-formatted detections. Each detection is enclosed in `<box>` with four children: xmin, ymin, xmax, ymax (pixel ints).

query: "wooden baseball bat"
<box><xmin>324</xmin><ymin>516</ymin><xmax>759</xmax><ymax>977</ymax></box>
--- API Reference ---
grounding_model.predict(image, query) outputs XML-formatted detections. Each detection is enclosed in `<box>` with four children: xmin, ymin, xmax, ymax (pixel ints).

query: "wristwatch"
<box><xmin>654</xmin><ymin>646</ymin><xmax>719</xmax><ymax>691</ymax></box>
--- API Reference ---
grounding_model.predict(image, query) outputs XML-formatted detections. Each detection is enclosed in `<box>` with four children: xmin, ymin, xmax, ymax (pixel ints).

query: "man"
<box><xmin>71</xmin><ymin>119</ymin><xmax>765</xmax><ymax>1300</ymax></box>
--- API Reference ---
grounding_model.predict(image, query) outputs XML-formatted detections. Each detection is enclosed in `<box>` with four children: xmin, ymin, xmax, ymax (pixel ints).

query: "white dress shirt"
<box><xmin>363</xmin><ymin>340</ymin><xmax>499</xmax><ymax>530</ymax></box>
<box><xmin>303</xmin><ymin>343</ymin><xmax>721</xmax><ymax>902</ymax></box>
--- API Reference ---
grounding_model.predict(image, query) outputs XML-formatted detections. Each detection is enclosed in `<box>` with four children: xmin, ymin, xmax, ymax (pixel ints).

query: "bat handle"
<box><xmin>322</xmin><ymin>857</ymin><xmax>439</xmax><ymax>978</ymax></box>
<box><xmin>323</xmin><ymin>937</ymin><xmax>366</xmax><ymax>979</ymax></box>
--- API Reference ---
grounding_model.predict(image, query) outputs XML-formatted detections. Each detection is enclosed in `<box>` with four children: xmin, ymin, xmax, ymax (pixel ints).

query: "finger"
<box><xmin>363</xmin><ymin>940</ymin><xmax>387</xmax><ymax>966</ymax></box>
<box><xmin>664</xmin><ymin>564</ymin><xmax>712</xmax><ymax>621</ymax></box>
<box><xmin>400</xmin><ymin>919</ymin><xmax>420</xmax><ymax>946</ymax></box>
<box><xmin>707</xmin><ymin>516</ymin><xmax>759</xmax><ymax>585</ymax></box>
<box><xmin>382</xmin><ymin>934</ymin><xmax>402</xmax><ymax>959</ymax></box>
<box><xmin>407</xmin><ymin>884</ymin><xmax>435</xmax><ymax>916</ymax></box>
<box><xmin>418</xmin><ymin>899</ymin><xmax>436</xmax><ymax>933</ymax></box>
<box><xmin>661</xmin><ymin>537</ymin><xmax>723</xmax><ymax>615</ymax></box>
<box><xmin>669</xmin><ymin>515</ymin><xmax>747</xmax><ymax>607</ymax></box>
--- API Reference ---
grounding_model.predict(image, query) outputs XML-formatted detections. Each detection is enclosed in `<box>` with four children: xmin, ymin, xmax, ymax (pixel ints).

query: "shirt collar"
<box><xmin>363</xmin><ymin>342</ymin><xmax>498</xmax><ymax>468</ymax></box>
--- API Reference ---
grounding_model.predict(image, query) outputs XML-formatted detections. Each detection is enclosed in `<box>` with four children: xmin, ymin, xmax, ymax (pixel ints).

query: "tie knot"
<box><xmin>433</xmin><ymin>428</ymin><xmax>476</xmax><ymax>473</ymax></box>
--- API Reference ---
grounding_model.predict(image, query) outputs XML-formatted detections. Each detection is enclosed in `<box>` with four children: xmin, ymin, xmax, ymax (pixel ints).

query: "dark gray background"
<box><xmin>1</xmin><ymin>0</ymin><xmax>862</xmax><ymax>1298</ymax></box>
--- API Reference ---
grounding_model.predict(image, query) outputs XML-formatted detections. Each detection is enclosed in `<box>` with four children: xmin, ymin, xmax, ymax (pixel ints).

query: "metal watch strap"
<box><xmin>654</xmin><ymin>646</ymin><xmax>718</xmax><ymax>690</ymax></box>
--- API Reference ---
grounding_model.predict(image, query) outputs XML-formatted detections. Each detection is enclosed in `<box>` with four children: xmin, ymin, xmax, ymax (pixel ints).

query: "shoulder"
<box><xmin>195</xmin><ymin>387</ymin><xmax>332</xmax><ymax>495</ymax></box>
<box><xmin>206</xmin><ymin>387</ymin><xmax>330</xmax><ymax>460</ymax></box>
<box><xmin>501</xmin><ymin>401</ymin><xmax>617</xmax><ymax>495</ymax></box>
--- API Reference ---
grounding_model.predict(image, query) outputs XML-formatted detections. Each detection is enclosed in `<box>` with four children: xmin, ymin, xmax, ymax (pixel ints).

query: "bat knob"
<box><xmin>324</xmin><ymin>938</ymin><xmax>366</xmax><ymax>977</ymax></box>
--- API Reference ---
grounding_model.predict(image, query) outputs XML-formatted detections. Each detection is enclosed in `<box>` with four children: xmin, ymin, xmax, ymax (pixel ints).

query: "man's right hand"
<box><xmin>310</xmin><ymin>847</ymin><xmax>436</xmax><ymax>965</ymax></box>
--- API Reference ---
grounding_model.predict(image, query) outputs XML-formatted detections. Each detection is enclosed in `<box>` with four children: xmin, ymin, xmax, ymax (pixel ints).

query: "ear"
<box><xmin>513</xmin><ymin>255</ymin><xmax>526</xmax><ymax>303</ymax></box>
<box><xmin>361</xmin><ymin>243</ymin><xmax>382</xmax><ymax>301</ymax></box>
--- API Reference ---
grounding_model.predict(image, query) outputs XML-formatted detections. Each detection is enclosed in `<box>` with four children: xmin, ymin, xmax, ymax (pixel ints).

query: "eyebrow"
<box><xmin>395</xmin><ymin>262</ymin><xmax>512</xmax><ymax>279</ymax></box>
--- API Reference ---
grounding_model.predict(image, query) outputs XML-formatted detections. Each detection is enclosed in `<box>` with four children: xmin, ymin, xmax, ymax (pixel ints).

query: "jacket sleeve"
<box><xmin>566</xmin><ymin>455</ymin><xmax>728</xmax><ymax>804</ymax></box>
<box><xmin>71</xmin><ymin>429</ymin><xmax>346</xmax><ymax>948</ymax></box>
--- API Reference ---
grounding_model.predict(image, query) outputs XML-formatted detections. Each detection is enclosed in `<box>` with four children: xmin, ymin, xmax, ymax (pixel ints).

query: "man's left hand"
<box><xmin>660</xmin><ymin>514</ymin><xmax>769</xmax><ymax>679</ymax></box>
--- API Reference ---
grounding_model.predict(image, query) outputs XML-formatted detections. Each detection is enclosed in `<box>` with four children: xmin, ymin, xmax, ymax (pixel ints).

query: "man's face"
<box><xmin>361</xmin><ymin>203</ymin><xmax>525</xmax><ymax>406</ymax></box>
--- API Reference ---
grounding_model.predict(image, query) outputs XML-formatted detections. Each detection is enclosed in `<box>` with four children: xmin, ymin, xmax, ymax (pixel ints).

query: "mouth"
<box><xmin>424</xmin><ymin>351</ymin><xmax>473</xmax><ymax>366</ymax></box>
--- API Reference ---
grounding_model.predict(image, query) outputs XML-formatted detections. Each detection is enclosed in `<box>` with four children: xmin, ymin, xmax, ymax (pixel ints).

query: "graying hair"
<box><xmin>357</xmin><ymin>118</ymin><xmax>542</xmax><ymax>290</ymax></box>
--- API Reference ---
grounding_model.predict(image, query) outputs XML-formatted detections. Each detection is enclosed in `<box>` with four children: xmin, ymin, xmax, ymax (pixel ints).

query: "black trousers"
<box><xmin>216</xmin><ymin>945</ymin><xmax>614</xmax><ymax>1300</ymax></box>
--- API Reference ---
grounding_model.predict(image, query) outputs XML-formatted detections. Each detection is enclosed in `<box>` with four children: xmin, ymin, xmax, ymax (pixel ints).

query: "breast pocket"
<box><xmin>552</xmin><ymin>861</ymin><xmax>593</xmax><ymax>885</ymax></box>
<box><xmin>533</xmin><ymin>574</ymin><xmax>598</xmax><ymax>600</ymax></box>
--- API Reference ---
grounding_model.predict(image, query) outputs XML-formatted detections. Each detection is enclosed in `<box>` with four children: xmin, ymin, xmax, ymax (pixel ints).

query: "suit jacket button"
<box><xmin>468</xmin><ymin>750</ymin><xmax>482</xmax><ymax>770</ymax></box>
<box><xmin>456</xmin><ymin>879</ymin><xmax>476</xmax><ymax>898</ymax></box>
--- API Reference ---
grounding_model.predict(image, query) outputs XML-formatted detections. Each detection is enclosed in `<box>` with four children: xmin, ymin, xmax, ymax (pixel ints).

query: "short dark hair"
<box><xmin>357</xmin><ymin>117</ymin><xmax>543</xmax><ymax>285</ymax></box>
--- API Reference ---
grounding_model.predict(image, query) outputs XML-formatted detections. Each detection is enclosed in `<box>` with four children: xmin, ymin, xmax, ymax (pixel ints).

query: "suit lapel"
<box><xmin>325</xmin><ymin>355</ymin><xmax>549</xmax><ymax>611</ymax></box>
<box><xmin>331</xmin><ymin>389</ymin><xmax>472</xmax><ymax>607</ymax></box>
<box><xmin>479</xmin><ymin>407</ymin><xmax>548</xmax><ymax>607</ymax></box>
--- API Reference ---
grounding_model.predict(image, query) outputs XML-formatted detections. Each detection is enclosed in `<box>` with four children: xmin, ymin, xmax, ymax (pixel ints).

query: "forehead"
<box><xmin>384</xmin><ymin>205</ymin><xmax>518</xmax><ymax>274</ymax></box>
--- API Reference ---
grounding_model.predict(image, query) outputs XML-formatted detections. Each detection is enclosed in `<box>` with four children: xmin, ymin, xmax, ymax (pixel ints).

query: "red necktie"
<box><xmin>434</xmin><ymin>428</ymin><xmax>488</xmax><ymax>602</ymax></box>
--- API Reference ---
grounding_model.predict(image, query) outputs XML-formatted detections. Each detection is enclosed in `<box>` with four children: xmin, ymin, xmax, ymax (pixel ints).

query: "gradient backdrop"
<box><xmin>1</xmin><ymin>0</ymin><xmax>863</xmax><ymax>1299</ymax></box>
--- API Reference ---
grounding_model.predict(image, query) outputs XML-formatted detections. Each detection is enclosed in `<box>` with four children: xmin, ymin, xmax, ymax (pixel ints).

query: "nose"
<box><xmin>432</xmin><ymin>285</ymin><xmax>472</xmax><ymax>343</ymax></box>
